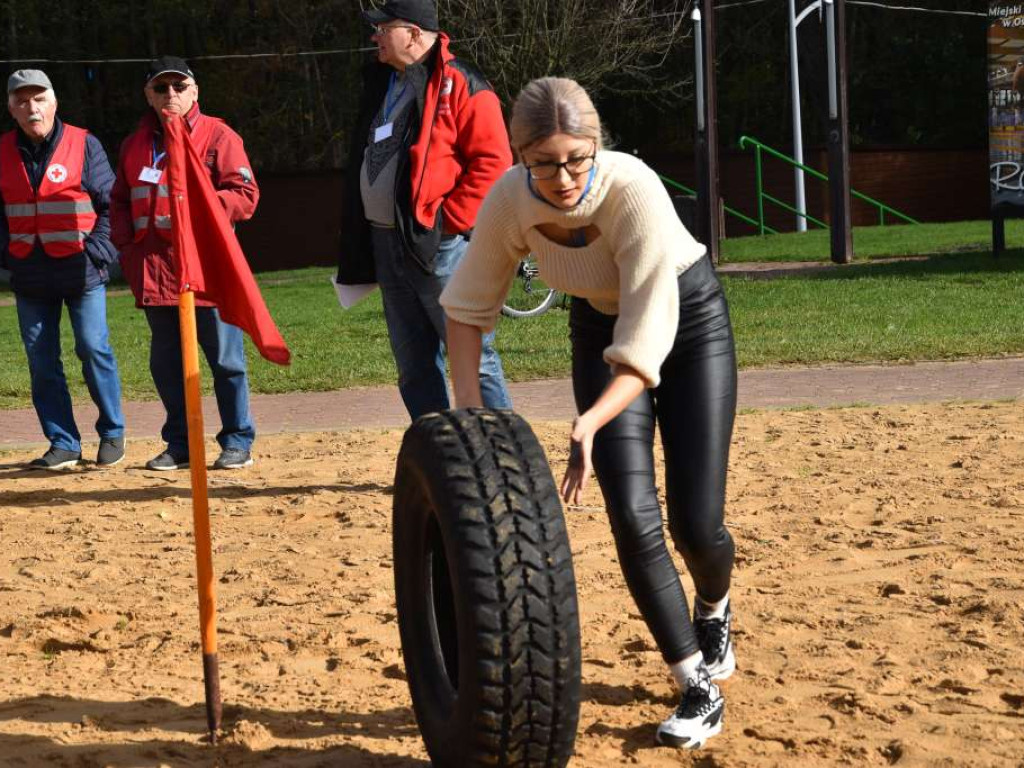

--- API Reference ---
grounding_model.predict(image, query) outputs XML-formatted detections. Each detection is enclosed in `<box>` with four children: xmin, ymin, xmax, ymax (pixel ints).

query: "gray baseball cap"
<box><xmin>7</xmin><ymin>69</ymin><xmax>52</xmax><ymax>94</ymax></box>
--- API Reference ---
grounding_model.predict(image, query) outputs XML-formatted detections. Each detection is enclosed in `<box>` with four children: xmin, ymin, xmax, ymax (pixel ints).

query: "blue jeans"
<box><xmin>144</xmin><ymin>306</ymin><xmax>255</xmax><ymax>456</ymax></box>
<box><xmin>372</xmin><ymin>227</ymin><xmax>511</xmax><ymax>420</ymax></box>
<box><xmin>16</xmin><ymin>285</ymin><xmax>125</xmax><ymax>452</ymax></box>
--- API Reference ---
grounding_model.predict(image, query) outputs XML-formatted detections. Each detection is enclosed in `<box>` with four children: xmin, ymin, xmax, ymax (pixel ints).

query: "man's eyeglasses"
<box><xmin>150</xmin><ymin>82</ymin><xmax>193</xmax><ymax>95</ymax></box>
<box><xmin>525</xmin><ymin>154</ymin><xmax>596</xmax><ymax>181</ymax></box>
<box><xmin>371</xmin><ymin>23</ymin><xmax>416</xmax><ymax>36</ymax></box>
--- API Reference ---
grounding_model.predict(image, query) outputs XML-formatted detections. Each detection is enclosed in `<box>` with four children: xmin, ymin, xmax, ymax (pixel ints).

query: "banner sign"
<box><xmin>990</xmin><ymin>2</ymin><xmax>1024</xmax><ymax>209</ymax></box>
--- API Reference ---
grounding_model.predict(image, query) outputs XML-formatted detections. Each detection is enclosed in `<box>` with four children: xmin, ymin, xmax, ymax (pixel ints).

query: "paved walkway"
<box><xmin>2</xmin><ymin>358</ymin><xmax>1022</xmax><ymax>450</ymax></box>
<box><xmin>714</xmin><ymin>256</ymin><xmax>931</xmax><ymax>279</ymax></box>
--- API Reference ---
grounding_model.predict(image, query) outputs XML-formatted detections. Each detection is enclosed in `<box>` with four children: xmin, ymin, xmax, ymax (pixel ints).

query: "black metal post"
<box><xmin>825</xmin><ymin>0</ymin><xmax>853</xmax><ymax>263</ymax></box>
<box><xmin>993</xmin><ymin>212</ymin><xmax>1005</xmax><ymax>258</ymax></box>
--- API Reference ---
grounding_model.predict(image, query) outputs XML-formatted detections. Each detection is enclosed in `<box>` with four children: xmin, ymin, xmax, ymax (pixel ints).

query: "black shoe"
<box><xmin>656</xmin><ymin>666</ymin><xmax>724</xmax><ymax>749</ymax></box>
<box><xmin>146</xmin><ymin>450</ymin><xmax>189</xmax><ymax>471</ymax></box>
<box><xmin>96</xmin><ymin>436</ymin><xmax>126</xmax><ymax>467</ymax></box>
<box><xmin>212</xmin><ymin>448</ymin><xmax>253</xmax><ymax>470</ymax></box>
<box><xmin>28</xmin><ymin>447</ymin><xmax>81</xmax><ymax>471</ymax></box>
<box><xmin>694</xmin><ymin>601</ymin><xmax>735</xmax><ymax>682</ymax></box>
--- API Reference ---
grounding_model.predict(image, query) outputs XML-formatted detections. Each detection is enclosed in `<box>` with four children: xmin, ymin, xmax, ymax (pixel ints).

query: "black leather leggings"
<box><xmin>570</xmin><ymin>255</ymin><xmax>737</xmax><ymax>663</ymax></box>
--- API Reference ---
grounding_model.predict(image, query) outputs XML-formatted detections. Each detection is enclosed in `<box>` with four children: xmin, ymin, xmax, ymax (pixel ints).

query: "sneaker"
<box><xmin>28</xmin><ymin>447</ymin><xmax>81</xmax><ymax>471</ymax></box>
<box><xmin>212</xmin><ymin>448</ymin><xmax>253</xmax><ymax>470</ymax></box>
<box><xmin>694</xmin><ymin>601</ymin><xmax>735</xmax><ymax>682</ymax></box>
<box><xmin>96</xmin><ymin>436</ymin><xmax>126</xmax><ymax>467</ymax></box>
<box><xmin>146</xmin><ymin>450</ymin><xmax>189</xmax><ymax>471</ymax></box>
<box><xmin>656</xmin><ymin>667</ymin><xmax>724</xmax><ymax>749</ymax></box>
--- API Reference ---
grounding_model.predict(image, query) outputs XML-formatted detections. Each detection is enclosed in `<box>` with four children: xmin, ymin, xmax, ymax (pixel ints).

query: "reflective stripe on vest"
<box><xmin>128</xmin><ymin>181</ymin><xmax>172</xmax><ymax>242</ymax></box>
<box><xmin>39</xmin><ymin>231</ymin><xmax>88</xmax><ymax>243</ymax></box>
<box><xmin>37</xmin><ymin>200</ymin><xmax>95</xmax><ymax>215</ymax></box>
<box><xmin>130</xmin><ymin>184</ymin><xmax>167</xmax><ymax>200</ymax></box>
<box><xmin>4</xmin><ymin>202</ymin><xmax>37</xmax><ymax>217</ymax></box>
<box><xmin>122</xmin><ymin>129</ymin><xmax>173</xmax><ymax>243</ymax></box>
<box><xmin>131</xmin><ymin>199</ymin><xmax>172</xmax><ymax>233</ymax></box>
<box><xmin>0</xmin><ymin>125</ymin><xmax>97</xmax><ymax>259</ymax></box>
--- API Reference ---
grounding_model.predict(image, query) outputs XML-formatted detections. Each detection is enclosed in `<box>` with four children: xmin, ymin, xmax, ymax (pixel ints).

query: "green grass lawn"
<box><xmin>1</xmin><ymin>226</ymin><xmax>1023</xmax><ymax>410</ymax></box>
<box><xmin>725</xmin><ymin>253</ymin><xmax>1024</xmax><ymax>366</ymax></box>
<box><xmin>720</xmin><ymin>219</ymin><xmax>1024</xmax><ymax>263</ymax></box>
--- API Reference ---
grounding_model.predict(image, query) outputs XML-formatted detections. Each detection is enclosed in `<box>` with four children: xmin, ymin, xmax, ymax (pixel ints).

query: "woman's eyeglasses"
<box><xmin>525</xmin><ymin>154</ymin><xmax>596</xmax><ymax>181</ymax></box>
<box><xmin>150</xmin><ymin>82</ymin><xmax>193</xmax><ymax>95</ymax></box>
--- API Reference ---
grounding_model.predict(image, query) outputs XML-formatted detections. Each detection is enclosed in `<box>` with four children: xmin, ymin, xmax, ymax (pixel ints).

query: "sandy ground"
<box><xmin>1</xmin><ymin>402</ymin><xmax>1023</xmax><ymax>767</ymax></box>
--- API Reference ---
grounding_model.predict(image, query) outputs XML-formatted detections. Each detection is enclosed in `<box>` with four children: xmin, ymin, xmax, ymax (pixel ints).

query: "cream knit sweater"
<box><xmin>440</xmin><ymin>150</ymin><xmax>706</xmax><ymax>387</ymax></box>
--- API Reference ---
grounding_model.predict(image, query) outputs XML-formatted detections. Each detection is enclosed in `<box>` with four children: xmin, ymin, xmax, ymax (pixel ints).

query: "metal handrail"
<box><xmin>657</xmin><ymin>174</ymin><xmax>778</xmax><ymax>235</ymax></box>
<box><xmin>738</xmin><ymin>135</ymin><xmax>920</xmax><ymax>234</ymax></box>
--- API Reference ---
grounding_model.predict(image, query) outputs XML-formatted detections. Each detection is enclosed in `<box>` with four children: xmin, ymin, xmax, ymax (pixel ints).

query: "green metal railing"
<box><xmin>738</xmin><ymin>135</ymin><xmax>920</xmax><ymax>235</ymax></box>
<box><xmin>656</xmin><ymin>174</ymin><xmax>776</xmax><ymax>233</ymax></box>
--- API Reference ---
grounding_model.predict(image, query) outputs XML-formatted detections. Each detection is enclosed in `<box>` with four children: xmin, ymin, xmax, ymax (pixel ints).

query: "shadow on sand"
<box><xmin>0</xmin><ymin>693</ymin><xmax>428</xmax><ymax>766</ymax></box>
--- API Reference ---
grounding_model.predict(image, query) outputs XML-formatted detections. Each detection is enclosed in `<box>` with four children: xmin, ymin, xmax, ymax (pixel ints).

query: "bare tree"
<box><xmin>435</xmin><ymin>0</ymin><xmax>695</xmax><ymax>106</ymax></box>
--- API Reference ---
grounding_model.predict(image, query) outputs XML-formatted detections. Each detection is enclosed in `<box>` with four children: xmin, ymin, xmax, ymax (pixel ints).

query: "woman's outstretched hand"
<box><xmin>559</xmin><ymin>367</ymin><xmax>646</xmax><ymax>507</ymax></box>
<box><xmin>560</xmin><ymin>415</ymin><xmax>596</xmax><ymax>506</ymax></box>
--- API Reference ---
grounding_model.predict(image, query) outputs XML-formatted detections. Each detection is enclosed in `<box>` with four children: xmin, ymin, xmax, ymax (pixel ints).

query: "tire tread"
<box><xmin>395</xmin><ymin>408</ymin><xmax>581</xmax><ymax>767</ymax></box>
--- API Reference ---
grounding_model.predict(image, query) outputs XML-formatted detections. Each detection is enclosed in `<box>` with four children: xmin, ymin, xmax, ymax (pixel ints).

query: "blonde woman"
<box><xmin>440</xmin><ymin>77</ymin><xmax>738</xmax><ymax>749</ymax></box>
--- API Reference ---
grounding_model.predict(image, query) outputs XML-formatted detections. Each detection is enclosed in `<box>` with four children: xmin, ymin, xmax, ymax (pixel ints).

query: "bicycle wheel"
<box><xmin>501</xmin><ymin>257</ymin><xmax>558</xmax><ymax>319</ymax></box>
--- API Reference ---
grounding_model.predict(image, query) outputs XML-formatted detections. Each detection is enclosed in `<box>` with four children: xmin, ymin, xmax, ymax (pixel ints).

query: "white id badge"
<box><xmin>373</xmin><ymin>123</ymin><xmax>394</xmax><ymax>143</ymax></box>
<box><xmin>138</xmin><ymin>166</ymin><xmax>163</xmax><ymax>184</ymax></box>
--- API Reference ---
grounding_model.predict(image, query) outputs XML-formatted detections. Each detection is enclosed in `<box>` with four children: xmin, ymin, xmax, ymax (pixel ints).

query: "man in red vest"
<box><xmin>111</xmin><ymin>56</ymin><xmax>259</xmax><ymax>471</ymax></box>
<box><xmin>1</xmin><ymin>68</ymin><xmax>125</xmax><ymax>470</ymax></box>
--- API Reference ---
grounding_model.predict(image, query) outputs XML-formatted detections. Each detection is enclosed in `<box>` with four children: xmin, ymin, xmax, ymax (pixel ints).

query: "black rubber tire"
<box><xmin>393</xmin><ymin>408</ymin><xmax>582</xmax><ymax>767</ymax></box>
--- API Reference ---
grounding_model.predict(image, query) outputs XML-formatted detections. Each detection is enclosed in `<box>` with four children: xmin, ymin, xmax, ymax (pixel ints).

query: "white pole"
<box><xmin>788</xmin><ymin>0</ymin><xmax>808</xmax><ymax>232</ymax></box>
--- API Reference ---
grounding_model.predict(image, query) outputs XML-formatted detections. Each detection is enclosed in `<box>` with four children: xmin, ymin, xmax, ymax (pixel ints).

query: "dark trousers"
<box><xmin>570</xmin><ymin>256</ymin><xmax>737</xmax><ymax>663</ymax></box>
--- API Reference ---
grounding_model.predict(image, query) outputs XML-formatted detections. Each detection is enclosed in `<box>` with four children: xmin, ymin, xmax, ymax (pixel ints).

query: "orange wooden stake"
<box><xmin>178</xmin><ymin>289</ymin><xmax>222</xmax><ymax>743</ymax></box>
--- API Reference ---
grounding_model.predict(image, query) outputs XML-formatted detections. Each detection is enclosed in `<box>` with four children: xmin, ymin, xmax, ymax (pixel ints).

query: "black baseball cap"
<box><xmin>363</xmin><ymin>0</ymin><xmax>439</xmax><ymax>31</ymax></box>
<box><xmin>146</xmin><ymin>55</ymin><xmax>195</xmax><ymax>84</ymax></box>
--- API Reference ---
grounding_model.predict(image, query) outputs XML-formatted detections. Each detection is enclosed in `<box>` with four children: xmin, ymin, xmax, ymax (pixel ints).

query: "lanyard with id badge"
<box><xmin>373</xmin><ymin>72</ymin><xmax>408</xmax><ymax>143</ymax></box>
<box><xmin>139</xmin><ymin>139</ymin><xmax>166</xmax><ymax>184</ymax></box>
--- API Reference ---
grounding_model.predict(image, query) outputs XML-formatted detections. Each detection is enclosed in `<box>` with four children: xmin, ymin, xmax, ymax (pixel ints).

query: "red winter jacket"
<box><xmin>337</xmin><ymin>34</ymin><xmax>512</xmax><ymax>283</ymax></box>
<box><xmin>111</xmin><ymin>104</ymin><xmax>259</xmax><ymax>307</ymax></box>
<box><xmin>408</xmin><ymin>34</ymin><xmax>511</xmax><ymax>234</ymax></box>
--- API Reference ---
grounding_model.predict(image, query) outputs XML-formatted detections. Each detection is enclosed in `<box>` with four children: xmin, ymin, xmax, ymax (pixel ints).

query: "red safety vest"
<box><xmin>0</xmin><ymin>124</ymin><xmax>97</xmax><ymax>259</ymax></box>
<box><xmin>120</xmin><ymin>116</ymin><xmax>219</xmax><ymax>243</ymax></box>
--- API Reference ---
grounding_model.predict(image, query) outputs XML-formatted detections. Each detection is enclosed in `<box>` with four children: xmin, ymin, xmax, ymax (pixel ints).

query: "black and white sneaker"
<box><xmin>694</xmin><ymin>601</ymin><xmax>735</xmax><ymax>681</ymax></box>
<box><xmin>28</xmin><ymin>447</ymin><xmax>81</xmax><ymax>471</ymax></box>
<box><xmin>656</xmin><ymin>667</ymin><xmax>724</xmax><ymax>749</ymax></box>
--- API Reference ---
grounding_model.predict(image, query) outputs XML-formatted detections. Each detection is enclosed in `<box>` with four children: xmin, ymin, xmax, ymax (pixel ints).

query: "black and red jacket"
<box><xmin>337</xmin><ymin>34</ymin><xmax>512</xmax><ymax>284</ymax></box>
